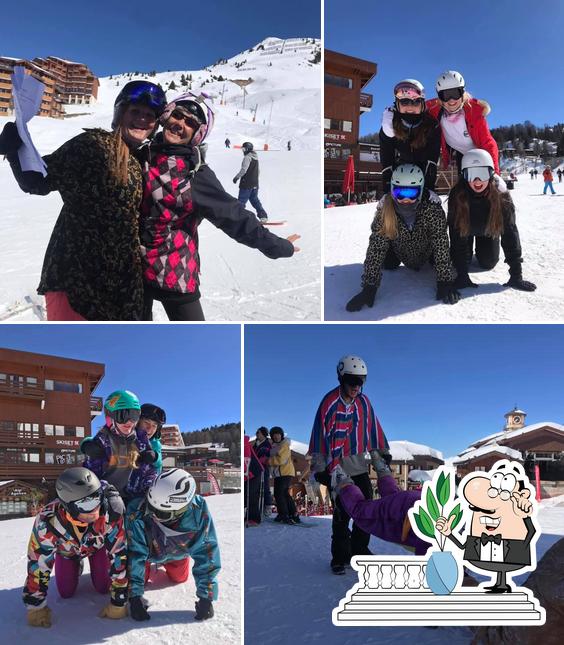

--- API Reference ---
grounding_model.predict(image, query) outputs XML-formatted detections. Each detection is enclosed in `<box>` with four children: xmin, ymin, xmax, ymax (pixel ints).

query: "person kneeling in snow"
<box><xmin>346</xmin><ymin>164</ymin><xmax>460</xmax><ymax>312</ymax></box>
<box><xmin>125</xmin><ymin>468</ymin><xmax>221</xmax><ymax>622</ymax></box>
<box><xmin>23</xmin><ymin>467</ymin><xmax>128</xmax><ymax>627</ymax></box>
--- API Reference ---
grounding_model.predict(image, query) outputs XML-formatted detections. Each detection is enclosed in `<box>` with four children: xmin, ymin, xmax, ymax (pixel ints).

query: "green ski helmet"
<box><xmin>104</xmin><ymin>389</ymin><xmax>141</xmax><ymax>425</ymax></box>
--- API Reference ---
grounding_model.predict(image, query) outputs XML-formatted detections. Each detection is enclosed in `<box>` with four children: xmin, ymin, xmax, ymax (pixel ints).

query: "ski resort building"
<box><xmin>453</xmin><ymin>408</ymin><xmax>564</xmax><ymax>497</ymax></box>
<box><xmin>161</xmin><ymin>423</ymin><xmax>184</xmax><ymax>447</ymax></box>
<box><xmin>324</xmin><ymin>49</ymin><xmax>379</xmax><ymax>194</ymax></box>
<box><xmin>387</xmin><ymin>440</ymin><xmax>444</xmax><ymax>490</ymax></box>
<box><xmin>32</xmin><ymin>56</ymin><xmax>99</xmax><ymax>105</ymax></box>
<box><xmin>0</xmin><ymin>348</ymin><xmax>104</xmax><ymax>497</ymax></box>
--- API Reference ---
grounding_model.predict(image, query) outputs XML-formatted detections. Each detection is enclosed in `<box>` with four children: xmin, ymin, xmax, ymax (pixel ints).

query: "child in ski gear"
<box><xmin>136</xmin><ymin>94</ymin><xmax>300</xmax><ymax>320</ymax></box>
<box><xmin>346</xmin><ymin>164</ymin><xmax>460</xmax><ymax>312</ymax></box>
<box><xmin>23</xmin><ymin>467</ymin><xmax>128</xmax><ymax>627</ymax></box>
<box><xmin>543</xmin><ymin>166</ymin><xmax>556</xmax><ymax>194</ymax></box>
<box><xmin>233</xmin><ymin>141</ymin><xmax>268</xmax><ymax>222</ymax></box>
<box><xmin>137</xmin><ymin>403</ymin><xmax>165</xmax><ymax>473</ymax></box>
<box><xmin>82</xmin><ymin>390</ymin><xmax>158</xmax><ymax>503</ymax></box>
<box><xmin>254</xmin><ymin>427</ymin><xmax>273</xmax><ymax>516</ymax></box>
<box><xmin>125</xmin><ymin>468</ymin><xmax>220</xmax><ymax>621</ymax></box>
<box><xmin>426</xmin><ymin>71</ymin><xmax>501</xmax><ymax>178</ymax></box>
<box><xmin>0</xmin><ymin>81</ymin><xmax>167</xmax><ymax>320</ymax></box>
<box><xmin>308</xmin><ymin>355</ymin><xmax>391</xmax><ymax>575</ymax></box>
<box><xmin>448</xmin><ymin>149</ymin><xmax>536</xmax><ymax>292</ymax></box>
<box><xmin>379</xmin><ymin>79</ymin><xmax>441</xmax><ymax>194</ymax></box>
<box><xmin>269</xmin><ymin>426</ymin><xmax>298</xmax><ymax>524</ymax></box>
<box><xmin>244</xmin><ymin>435</ymin><xmax>264</xmax><ymax>526</ymax></box>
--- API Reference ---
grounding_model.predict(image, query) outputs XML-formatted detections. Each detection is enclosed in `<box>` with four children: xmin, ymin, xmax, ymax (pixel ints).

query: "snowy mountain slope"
<box><xmin>0</xmin><ymin>37</ymin><xmax>321</xmax><ymax>321</ymax></box>
<box><xmin>0</xmin><ymin>493</ymin><xmax>240</xmax><ymax>645</ymax></box>
<box><xmin>245</xmin><ymin>504</ymin><xmax>564</xmax><ymax>644</ymax></box>
<box><xmin>325</xmin><ymin>173</ymin><xmax>564</xmax><ymax>322</ymax></box>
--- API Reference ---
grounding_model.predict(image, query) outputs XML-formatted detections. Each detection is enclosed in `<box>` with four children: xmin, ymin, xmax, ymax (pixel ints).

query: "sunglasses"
<box><xmin>463</xmin><ymin>167</ymin><xmax>492</xmax><ymax>183</ymax></box>
<box><xmin>170</xmin><ymin>109</ymin><xmax>201</xmax><ymax>130</ymax></box>
<box><xmin>397</xmin><ymin>98</ymin><xmax>423</xmax><ymax>107</ymax></box>
<box><xmin>342</xmin><ymin>374</ymin><xmax>365</xmax><ymax>387</ymax></box>
<box><xmin>71</xmin><ymin>490</ymin><xmax>102</xmax><ymax>514</ymax></box>
<box><xmin>392</xmin><ymin>185</ymin><xmax>422</xmax><ymax>200</ymax></box>
<box><xmin>113</xmin><ymin>408</ymin><xmax>141</xmax><ymax>424</ymax></box>
<box><xmin>438</xmin><ymin>88</ymin><xmax>464</xmax><ymax>102</ymax></box>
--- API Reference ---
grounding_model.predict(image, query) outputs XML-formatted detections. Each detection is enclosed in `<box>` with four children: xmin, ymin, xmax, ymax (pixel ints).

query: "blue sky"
<box><xmin>0</xmin><ymin>325</ymin><xmax>241</xmax><ymax>433</ymax></box>
<box><xmin>5</xmin><ymin>0</ymin><xmax>320</xmax><ymax>77</ymax></box>
<box><xmin>325</xmin><ymin>0</ymin><xmax>564</xmax><ymax>133</ymax></box>
<box><xmin>244</xmin><ymin>325</ymin><xmax>564</xmax><ymax>459</ymax></box>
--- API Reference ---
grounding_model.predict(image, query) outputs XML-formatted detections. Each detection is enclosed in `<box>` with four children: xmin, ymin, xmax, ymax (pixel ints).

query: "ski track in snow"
<box><xmin>0</xmin><ymin>494</ymin><xmax>240</xmax><ymax>645</ymax></box>
<box><xmin>325</xmin><ymin>177</ymin><xmax>564</xmax><ymax>322</ymax></box>
<box><xmin>0</xmin><ymin>42</ymin><xmax>320</xmax><ymax>322</ymax></box>
<box><xmin>245</xmin><ymin>505</ymin><xmax>564</xmax><ymax>644</ymax></box>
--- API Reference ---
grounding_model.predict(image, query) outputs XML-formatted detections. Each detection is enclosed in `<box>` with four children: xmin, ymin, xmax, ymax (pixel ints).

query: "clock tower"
<box><xmin>503</xmin><ymin>407</ymin><xmax>527</xmax><ymax>431</ymax></box>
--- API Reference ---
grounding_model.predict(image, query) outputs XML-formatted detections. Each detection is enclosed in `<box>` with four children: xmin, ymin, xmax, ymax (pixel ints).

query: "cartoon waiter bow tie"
<box><xmin>480</xmin><ymin>533</ymin><xmax>502</xmax><ymax>546</ymax></box>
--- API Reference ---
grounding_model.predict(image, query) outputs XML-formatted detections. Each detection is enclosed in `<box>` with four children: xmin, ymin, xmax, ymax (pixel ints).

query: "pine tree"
<box><xmin>169</xmin><ymin>80</ymin><xmax>177</xmax><ymax>90</ymax></box>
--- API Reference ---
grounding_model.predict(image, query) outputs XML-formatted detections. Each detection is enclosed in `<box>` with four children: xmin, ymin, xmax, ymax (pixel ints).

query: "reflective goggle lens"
<box><xmin>438</xmin><ymin>88</ymin><xmax>464</xmax><ymax>102</ymax></box>
<box><xmin>147</xmin><ymin>502</ymin><xmax>185</xmax><ymax>523</ymax></box>
<box><xmin>464</xmin><ymin>167</ymin><xmax>492</xmax><ymax>183</ymax></box>
<box><xmin>113</xmin><ymin>408</ymin><xmax>141</xmax><ymax>424</ymax></box>
<box><xmin>126</xmin><ymin>82</ymin><xmax>167</xmax><ymax>112</ymax></box>
<box><xmin>392</xmin><ymin>186</ymin><xmax>421</xmax><ymax>200</ymax></box>
<box><xmin>73</xmin><ymin>491</ymin><xmax>102</xmax><ymax>513</ymax></box>
<box><xmin>342</xmin><ymin>374</ymin><xmax>365</xmax><ymax>387</ymax></box>
<box><xmin>397</xmin><ymin>98</ymin><xmax>423</xmax><ymax>107</ymax></box>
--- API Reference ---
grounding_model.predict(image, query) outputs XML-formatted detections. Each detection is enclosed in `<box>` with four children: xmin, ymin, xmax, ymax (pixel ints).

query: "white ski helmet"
<box><xmin>461</xmin><ymin>148</ymin><xmax>494</xmax><ymax>171</ymax></box>
<box><xmin>146</xmin><ymin>468</ymin><xmax>196</xmax><ymax>520</ymax></box>
<box><xmin>391</xmin><ymin>164</ymin><xmax>425</xmax><ymax>188</ymax></box>
<box><xmin>393</xmin><ymin>79</ymin><xmax>425</xmax><ymax>99</ymax></box>
<box><xmin>435</xmin><ymin>70</ymin><xmax>465</xmax><ymax>93</ymax></box>
<box><xmin>337</xmin><ymin>355</ymin><xmax>367</xmax><ymax>381</ymax></box>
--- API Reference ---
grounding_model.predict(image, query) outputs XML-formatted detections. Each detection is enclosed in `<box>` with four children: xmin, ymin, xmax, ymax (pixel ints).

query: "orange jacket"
<box><xmin>543</xmin><ymin>169</ymin><xmax>553</xmax><ymax>182</ymax></box>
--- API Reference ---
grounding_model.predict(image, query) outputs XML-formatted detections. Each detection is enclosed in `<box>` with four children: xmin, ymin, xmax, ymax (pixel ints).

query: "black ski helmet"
<box><xmin>242</xmin><ymin>141</ymin><xmax>254</xmax><ymax>154</ymax></box>
<box><xmin>270</xmin><ymin>426</ymin><xmax>284</xmax><ymax>440</ymax></box>
<box><xmin>140</xmin><ymin>403</ymin><xmax>166</xmax><ymax>439</ymax></box>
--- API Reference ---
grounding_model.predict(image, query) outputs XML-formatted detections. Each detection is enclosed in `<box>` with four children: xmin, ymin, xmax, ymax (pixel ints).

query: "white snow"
<box><xmin>472</xmin><ymin>421</ymin><xmax>564</xmax><ymax>448</ymax></box>
<box><xmin>452</xmin><ymin>443</ymin><xmax>522</xmax><ymax>463</ymax></box>
<box><xmin>245</xmin><ymin>501</ymin><xmax>564</xmax><ymax>644</ymax></box>
<box><xmin>325</xmin><ymin>174</ymin><xmax>564</xmax><ymax>321</ymax></box>
<box><xmin>0</xmin><ymin>493</ymin><xmax>240</xmax><ymax>644</ymax></box>
<box><xmin>290</xmin><ymin>439</ymin><xmax>310</xmax><ymax>456</ymax></box>
<box><xmin>0</xmin><ymin>37</ymin><xmax>321</xmax><ymax>321</ymax></box>
<box><xmin>389</xmin><ymin>440</ymin><xmax>444</xmax><ymax>462</ymax></box>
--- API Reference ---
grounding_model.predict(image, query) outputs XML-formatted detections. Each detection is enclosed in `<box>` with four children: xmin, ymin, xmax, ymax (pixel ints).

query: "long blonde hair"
<box><xmin>377</xmin><ymin>194</ymin><xmax>400</xmax><ymax>240</ymax></box>
<box><xmin>109</xmin><ymin>127</ymin><xmax>131</xmax><ymax>185</ymax></box>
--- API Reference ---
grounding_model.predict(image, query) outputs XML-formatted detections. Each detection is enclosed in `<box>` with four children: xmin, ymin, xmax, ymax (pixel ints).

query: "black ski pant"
<box><xmin>466</xmin><ymin>236</ymin><xmax>500</xmax><ymax>270</ymax></box>
<box><xmin>245</xmin><ymin>475</ymin><xmax>262</xmax><ymax>524</ymax></box>
<box><xmin>143</xmin><ymin>286</ymin><xmax>205</xmax><ymax>321</ymax></box>
<box><xmin>331</xmin><ymin>472</ymin><xmax>373</xmax><ymax>566</ymax></box>
<box><xmin>273</xmin><ymin>476</ymin><xmax>297</xmax><ymax>519</ymax></box>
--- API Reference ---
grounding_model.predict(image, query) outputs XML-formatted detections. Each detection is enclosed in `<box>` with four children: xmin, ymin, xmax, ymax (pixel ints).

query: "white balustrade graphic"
<box><xmin>332</xmin><ymin>555</ymin><xmax>546</xmax><ymax>627</ymax></box>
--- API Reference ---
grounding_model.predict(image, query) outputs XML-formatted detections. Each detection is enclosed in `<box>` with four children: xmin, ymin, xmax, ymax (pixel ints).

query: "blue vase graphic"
<box><xmin>426</xmin><ymin>550</ymin><xmax>459</xmax><ymax>595</ymax></box>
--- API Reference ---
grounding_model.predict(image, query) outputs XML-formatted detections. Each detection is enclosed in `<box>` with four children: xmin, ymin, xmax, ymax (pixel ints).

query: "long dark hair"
<box><xmin>392</xmin><ymin>110</ymin><xmax>438</xmax><ymax>150</ymax></box>
<box><xmin>450</xmin><ymin>178</ymin><xmax>505</xmax><ymax>238</ymax></box>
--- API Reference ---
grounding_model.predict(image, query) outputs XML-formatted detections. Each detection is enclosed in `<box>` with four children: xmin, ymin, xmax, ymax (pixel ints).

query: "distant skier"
<box><xmin>233</xmin><ymin>141</ymin><xmax>269</xmax><ymax>222</ymax></box>
<box><xmin>534</xmin><ymin>169</ymin><xmax>538</xmax><ymax>178</ymax></box>
<box><xmin>543</xmin><ymin>166</ymin><xmax>556</xmax><ymax>194</ymax></box>
<box><xmin>287</xmin><ymin>140</ymin><xmax>292</xmax><ymax>151</ymax></box>
<box><xmin>529</xmin><ymin>169</ymin><xmax>534</xmax><ymax>180</ymax></box>
<box><xmin>23</xmin><ymin>467</ymin><xmax>128</xmax><ymax>627</ymax></box>
<box><xmin>125</xmin><ymin>469</ymin><xmax>220</xmax><ymax>622</ymax></box>
<box><xmin>225</xmin><ymin>137</ymin><xmax>231</xmax><ymax>148</ymax></box>
<box><xmin>557</xmin><ymin>168</ymin><xmax>563</xmax><ymax>183</ymax></box>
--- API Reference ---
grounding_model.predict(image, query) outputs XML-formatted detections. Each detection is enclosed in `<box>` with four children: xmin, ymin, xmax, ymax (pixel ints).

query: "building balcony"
<box><xmin>0</xmin><ymin>381</ymin><xmax>46</xmax><ymax>402</ymax></box>
<box><xmin>360</xmin><ymin>92</ymin><xmax>373</xmax><ymax>112</ymax></box>
<box><xmin>90</xmin><ymin>396</ymin><xmax>103</xmax><ymax>416</ymax></box>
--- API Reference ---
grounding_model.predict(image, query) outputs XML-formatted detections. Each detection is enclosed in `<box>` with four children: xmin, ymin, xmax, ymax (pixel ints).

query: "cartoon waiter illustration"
<box><xmin>435</xmin><ymin>460</ymin><xmax>538</xmax><ymax>594</ymax></box>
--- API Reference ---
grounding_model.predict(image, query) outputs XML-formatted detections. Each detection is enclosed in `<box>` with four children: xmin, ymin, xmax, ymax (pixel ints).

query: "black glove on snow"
<box><xmin>138</xmin><ymin>449</ymin><xmax>157</xmax><ymax>465</ymax></box>
<box><xmin>81</xmin><ymin>439</ymin><xmax>106</xmax><ymax>460</ymax></box>
<box><xmin>454</xmin><ymin>273</ymin><xmax>478</xmax><ymax>289</ymax></box>
<box><xmin>346</xmin><ymin>286</ymin><xmax>377</xmax><ymax>312</ymax></box>
<box><xmin>504</xmin><ymin>276</ymin><xmax>537</xmax><ymax>291</ymax></box>
<box><xmin>0</xmin><ymin>122</ymin><xmax>23</xmax><ymax>156</ymax></box>
<box><xmin>194</xmin><ymin>598</ymin><xmax>214</xmax><ymax>621</ymax></box>
<box><xmin>314</xmin><ymin>470</ymin><xmax>331</xmax><ymax>487</ymax></box>
<box><xmin>129</xmin><ymin>596</ymin><xmax>151</xmax><ymax>621</ymax></box>
<box><xmin>103</xmin><ymin>485</ymin><xmax>125</xmax><ymax>520</ymax></box>
<box><xmin>436</xmin><ymin>281</ymin><xmax>461</xmax><ymax>305</ymax></box>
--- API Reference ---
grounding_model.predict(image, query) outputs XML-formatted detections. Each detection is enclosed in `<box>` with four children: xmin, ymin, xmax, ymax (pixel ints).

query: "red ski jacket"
<box><xmin>426</xmin><ymin>97</ymin><xmax>500</xmax><ymax>174</ymax></box>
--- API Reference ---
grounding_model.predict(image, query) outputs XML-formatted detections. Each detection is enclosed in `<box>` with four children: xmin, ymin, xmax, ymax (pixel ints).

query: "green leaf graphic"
<box><xmin>448</xmin><ymin>503</ymin><xmax>462</xmax><ymax>530</ymax></box>
<box><xmin>419</xmin><ymin>507</ymin><xmax>436</xmax><ymax>538</ymax></box>
<box><xmin>426</xmin><ymin>487</ymin><xmax>440</xmax><ymax>521</ymax></box>
<box><xmin>437</xmin><ymin>472</ymin><xmax>450</xmax><ymax>506</ymax></box>
<box><xmin>413</xmin><ymin>512</ymin><xmax>435</xmax><ymax>540</ymax></box>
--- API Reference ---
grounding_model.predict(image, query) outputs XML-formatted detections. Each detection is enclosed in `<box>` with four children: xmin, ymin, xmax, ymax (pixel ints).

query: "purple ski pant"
<box><xmin>55</xmin><ymin>548</ymin><xmax>111</xmax><ymax>598</ymax></box>
<box><xmin>338</xmin><ymin>475</ymin><xmax>428</xmax><ymax>555</ymax></box>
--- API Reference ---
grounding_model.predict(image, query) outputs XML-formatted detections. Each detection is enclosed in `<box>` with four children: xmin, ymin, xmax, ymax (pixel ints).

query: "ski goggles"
<box><xmin>147</xmin><ymin>501</ymin><xmax>187</xmax><ymax>523</ymax></box>
<box><xmin>113</xmin><ymin>408</ymin><xmax>141</xmax><ymax>425</ymax></box>
<box><xmin>122</xmin><ymin>81</ymin><xmax>167</xmax><ymax>113</ymax></box>
<box><xmin>463</xmin><ymin>166</ymin><xmax>493</xmax><ymax>183</ymax></box>
<box><xmin>392</xmin><ymin>185</ymin><xmax>422</xmax><ymax>200</ymax></box>
<box><xmin>342</xmin><ymin>374</ymin><xmax>365</xmax><ymax>387</ymax></box>
<box><xmin>169</xmin><ymin>108</ymin><xmax>202</xmax><ymax>130</ymax></box>
<box><xmin>438</xmin><ymin>87</ymin><xmax>464</xmax><ymax>102</ymax></box>
<box><xmin>397</xmin><ymin>97</ymin><xmax>424</xmax><ymax>107</ymax></box>
<box><xmin>69</xmin><ymin>490</ymin><xmax>103</xmax><ymax>514</ymax></box>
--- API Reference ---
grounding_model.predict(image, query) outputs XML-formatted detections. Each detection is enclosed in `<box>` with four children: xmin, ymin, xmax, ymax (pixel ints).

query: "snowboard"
<box><xmin>261</xmin><ymin>220</ymin><xmax>287</xmax><ymax>226</ymax></box>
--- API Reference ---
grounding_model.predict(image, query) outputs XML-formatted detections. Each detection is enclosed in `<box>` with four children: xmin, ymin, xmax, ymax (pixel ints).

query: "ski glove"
<box><xmin>27</xmin><ymin>606</ymin><xmax>52</xmax><ymax>628</ymax></box>
<box><xmin>99</xmin><ymin>602</ymin><xmax>128</xmax><ymax>619</ymax></box>
<box><xmin>104</xmin><ymin>485</ymin><xmax>125</xmax><ymax>519</ymax></box>
<box><xmin>346</xmin><ymin>286</ymin><xmax>377</xmax><ymax>312</ymax></box>
<box><xmin>138</xmin><ymin>449</ymin><xmax>157</xmax><ymax>465</ymax></box>
<box><xmin>505</xmin><ymin>276</ymin><xmax>537</xmax><ymax>292</ymax></box>
<box><xmin>313</xmin><ymin>470</ymin><xmax>331</xmax><ymax>488</ymax></box>
<box><xmin>0</xmin><ymin>122</ymin><xmax>23</xmax><ymax>156</ymax></box>
<box><xmin>454</xmin><ymin>273</ymin><xmax>478</xmax><ymax>289</ymax></box>
<box><xmin>232</xmin><ymin>177</ymin><xmax>238</xmax><ymax>184</ymax></box>
<box><xmin>195</xmin><ymin>598</ymin><xmax>214</xmax><ymax>621</ymax></box>
<box><xmin>129</xmin><ymin>596</ymin><xmax>151</xmax><ymax>621</ymax></box>
<box><xmin>81</xmin><ymin>439</ymin><xmax>105</xmax><ymax>460</ymax></box>
<box><xmin>436</xmin><ymin>281</ymin><xmax>461</xmax><ymax>305</ymax></box>
<box><xmin>428</xmin><ymin>190</ymin><xmax>442</xmax><ymax>204</ymax></box>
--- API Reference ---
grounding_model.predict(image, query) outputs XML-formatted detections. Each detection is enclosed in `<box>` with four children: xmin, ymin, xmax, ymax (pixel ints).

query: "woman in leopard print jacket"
<box><xmin>346</xmin><ymin>164</ymin><xmax>460</xmax><ymax>312</ymax></box>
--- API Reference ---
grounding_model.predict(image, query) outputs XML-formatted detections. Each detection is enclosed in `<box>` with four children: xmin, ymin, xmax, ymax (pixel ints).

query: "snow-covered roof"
<box><xmin>452</xmin><ymin>443</ymin><xmax>522</xmax><ymax>464</ymax></box>
<box><xmin>389</xmin><ymin>440</ymin><xmax>443</xmax><ymax>462</ymax></box>
<box><xmin>470</xmin><ymin>421</ymin><xmax>564</xmax><ymax>448</ymax></box>
<box><xmin>290</xmin><ymin>440</ymin><xmax>309</xmax><ymax>456</ymax></box>
<box><xmin>0</xmin><ymin>481</ymin><xmax>14</xmax><ymax>487</ymax></box>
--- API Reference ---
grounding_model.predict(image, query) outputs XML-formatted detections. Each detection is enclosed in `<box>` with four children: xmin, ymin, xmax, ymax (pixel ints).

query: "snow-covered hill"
<box><xmin>245</xmin><ymin>499</ymin><xmax>564</xmax><ymax>644</ymax></box>
<box><xmin>0</xmin><ymin>493</ymin><xmax>240</xmax><ymax>644</ymax></box>
<box><xmin>0</xmin><ymin>37</ymin><xmax>321</xmax><ymax>321</ymax></box>
<box><xmin>325</xmin><ymin>172</ymin><xmax>564</xmax><ymax>322</ymax></box>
